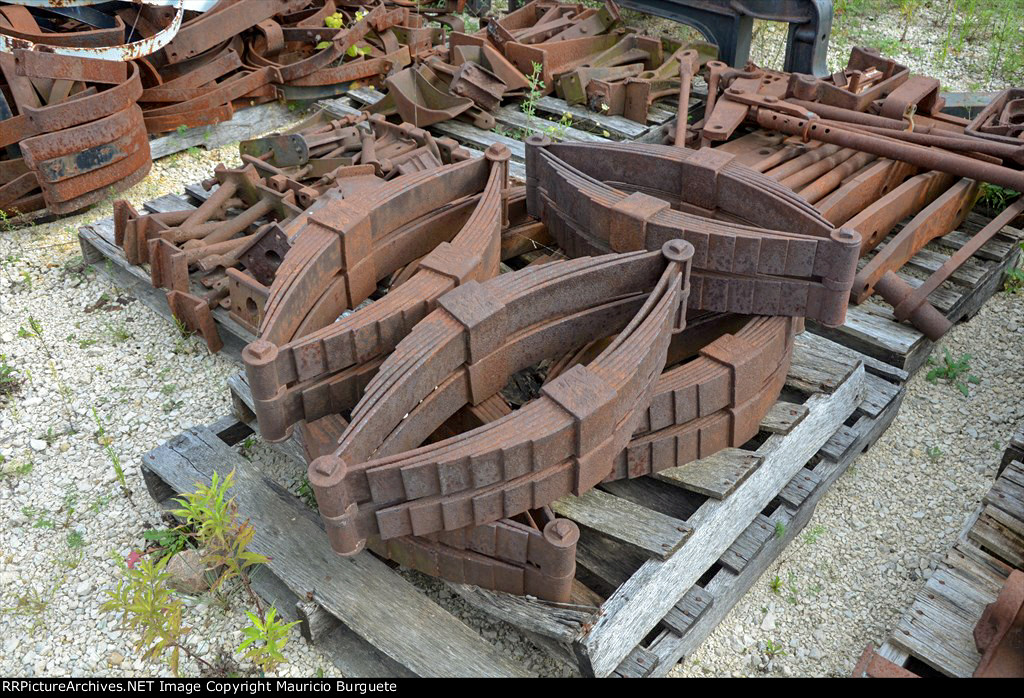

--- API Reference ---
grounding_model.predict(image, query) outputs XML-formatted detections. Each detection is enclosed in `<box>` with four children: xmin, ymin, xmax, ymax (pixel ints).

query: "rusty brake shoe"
<box><xmin>305</xmin><ymin>242</ymin><xmax>694</xmax><ymax>555</ymax></box>
<box><xmin>524</xmin><ymin>137</ymin><xmax>861</xmax><ymax>327</ymax></box>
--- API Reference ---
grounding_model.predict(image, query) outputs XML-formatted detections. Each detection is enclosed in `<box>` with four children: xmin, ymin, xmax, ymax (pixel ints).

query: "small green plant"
<box><xmin>171</xmin><ymin>470</ymin><xmax>269</xmax><ymax>612</ymax></box>
<box><xmin>102</xmin><ymin>555</ymin><xmax>211</xmax><ymax>676</ymax></box>
<box><xmin>1004</xmin><ymin>242</ymin><xmax>1024</xmax><ymax>293</ymax></box>
<box><xmin>187</xmin><ymin>146</ymin><xmax>203</xmax><ymax>158</ymax></box>
<box><xmin>926</xmin><ymin>445</ymin><xmax>942</xmax><ymax>462</ymax></box>
<box><xmin>237</xmin><ymin>606</ymin><xmax>299</xmax><ymax>675</ymax></box>
<box><xmin>1</xmin><ymin>582</ymin><xmax>55</xmax><ymax>634</ymax></box>
<box><xmin>979</xmin><ymin>183</ymin><xmax>1017</xmax><ymax>212</ymax></box>
<box><xmin>802</xmin><ymin>525</ymin><xmax>827</xmax><ymax>544</ymax></box>
<box><xmin>297</xmin><ymin>475</ymin><xmax>317</xmax><ymax>510</ymax></box>
<box><xmin>143</xmin><ymin>527</ymin><xmax>190</xmax><ymax>560</ymax></box>
<box><xmin>763</xmin><ymin>639</ymin><xmax>786</xmax><ymax>659</ymax></box>
<box><xmin>66</xmin><ymin>530</ymin><xmax>86</xmax><ymax>549</ymax></box>
<box><xmin>0</xmin><ymin>353</ymin><xmax>20</xmax><ymax>402</ymax></box>
<box><xmin>769</xmin><ymin>574</ymin><xmax>782</xmax><ymax>594</ymax></box>
<box><xmin>92</xmin><ymin>408</ymin><xmax>127</xmax><ymax>492</ymax></box>
<box><xmin>176</xmin><ymin>124</ymin><xmax>188</xmax><ymax>136</ymax></box>
<box><xmin>239</xmin><ymin>436</ymin><xmax>257</xmax><ymax>461</ymax></box>
<box><xmin>521</xmin><ymin>61</ymin><xmax>544</xmax><ymax>123</ymax></box>
<box><xmin>774</xmin><ymin>521</ymin><xmax>786</xmax><ymax>539</ymax></box>
<box><xmin>926</xmin><ymin>348</ymin><xmax>980</xmax><ymax>397</ymax></box>
<box><xmin>786</xmin><ymin>572</ymin><xmax>799</xmax><ymax>604</ymax></box>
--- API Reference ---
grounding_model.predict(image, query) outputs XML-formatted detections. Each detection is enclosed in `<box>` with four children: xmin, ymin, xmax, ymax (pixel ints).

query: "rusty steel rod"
<box><xmin>754</xmin><ymin>110</ymin><xmax>1024</xmax><ymax>192</ymax></box>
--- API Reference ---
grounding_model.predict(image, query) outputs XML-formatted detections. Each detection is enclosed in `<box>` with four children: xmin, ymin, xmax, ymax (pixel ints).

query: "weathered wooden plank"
<box><xmin>246</xmin><ymin>566</ymin><xmax>415</xmax><ymax>677</ymax></box>
<box><xmin>786</xmin><ymin>334</ymin><xmax>858</xmax><ymax>394</ymax></box>
<box><xmin>598</xmin><ymin>477</ymin><xmax>705</xmax><ymax>521</ymax></box>
<box><xmin>140</xmin><ymin>426</ymin><xmax>530</xmax><ymax>677</ymax></box>
<box><xmin>796</xmin><ymin>330</ymin><xmax>909</xmax><ymax>384</ymax></box>
<box><xmin>718</xmin><ymin>514</ymin><xmax>774</xmax><ymax>574</ymax></box>
<box><xmin>576</xmin><ymin>365</ymin><xmax>866</xmax><ymax>677</ymax></box>
<box><xmin>775</xmin><ymin>467</ymin><xmax>821</xmax><ymax>510</ymax></box>
<box><xmin>660</xmin><ymin>585</ymin><xmax>713</xmax><ymax>636</ymax></box>
<box><xmin>493</xmin><ymin>105</ymin><xmax>610</xmax><ymax>142</ymax></box>
<box><xmin>860</xmin><ymin>372</ymin><xmax>902</xmax><ymax>418</ymax></box>
<box><xmin>652</xmin><ymin>448</ymin><xmax>763</xmax><ymax>500</ymax></box>
<box><xmin>986</xmin><ymin>470</ymin><xmax>1024</xmax><ymax>522</ymax></box>
<box><xmin>1002</xmin><ymin>460</ymin><xmax>1024</xmax><ymax>488</ymax></box>
<box><xmin>820</xmin><ymin>422</ymin><xmax>858</xmax><ymax>462</ymax></box>
<box><xmin>646</xmin><ymin>381</ymin><xmax>906</xmax><ymax>675</ymax></box>
<box><xmin>891</xmin><ymin>582</ymin><xmax>985</xmax><ymax>677</ymax></box>
<box><xmin>551</xmin><ymin>488</ymin><xmax>692</xmax><ymax>559</ymax></box>
<box><xmin>808</xmin><ymin>303</ymin><xmax>925</xmax><ymax>373</ymax></box>
<box><xmin>297</xmin><ymin>600</ymin><xmax>342</xmax><ymax>643</ymax></box>
<box><xmin>534</xmin><ymin>95</ymin><xmax>651</xmax><ymax>139</ymax></box>
<box><xmin>942</xmin><ymin>226</ymin><xmax>1019</xmax><ymax>262</ymax></box>
<box><xmin>575</xmin><ymin>527</ymin><xmax>650</xmax><ymax>591</ymax></box>
<box><xmin>431</xmin><ymin>118</ymin><xmax>528</xmax><ymax>161</ymax></box>
<box><xmin>613</xmin><ymin>645</ymin><xmax>659</xmax><ymax>677</ymax></box>
<box><xmin>759</xmin><ymin>401</ymin><xmax>809</xmax><ymax>435</ymax></box>
<box><xmin>969</xmin><ymin>506</ymin><xmax>1024</xmax><ymax>569</ymax></box>
<box><xmin>148</xmin><ymin>102</ymin><xmax>302</xmax><ymax>160</ymax></box>
<box><xmin>446</xmin><ymin>585</ymin><xmax>594</xmax><ymax>644</ymax></box>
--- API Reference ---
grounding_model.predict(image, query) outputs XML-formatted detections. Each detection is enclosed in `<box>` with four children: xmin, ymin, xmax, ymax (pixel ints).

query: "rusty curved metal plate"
<box><xmin>0</xmin><ymin>0</ymin><xmax>186</xmax><ymax>61</ymax></box>
<box><xmin>22</xmin><ymin>61</ymin><xmax>143</xmax><ymax>133</ymax></box>
<box><xmin>306</xmin><ymin>243</ymin><xmax>694</xmax><ymax>555</ymax></box>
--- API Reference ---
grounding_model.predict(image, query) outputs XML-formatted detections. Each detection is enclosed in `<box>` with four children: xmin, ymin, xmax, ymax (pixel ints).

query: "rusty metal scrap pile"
<box><xmin>369</xmin><ymin>0</ymin><xmax>717</xmax><ymax>129</ymax></box>
<box><xmin>0</xmin><ymin>0</ymin><xmax>460</xmax><ymax>217</ymax></box>
<box><xmin>110</xmin><ymin>112</ymin><xmax>869</xmax><ymax>599</ymax></box>
<box><xmin>86</xmin><ymin>1</ymin><xmax>1022</xmax><ymax>601</ymax></box>
<box><xmin>675</xmin><ymin>47</ymin><xmax>1024</xmax><ymax>340</ymax></box>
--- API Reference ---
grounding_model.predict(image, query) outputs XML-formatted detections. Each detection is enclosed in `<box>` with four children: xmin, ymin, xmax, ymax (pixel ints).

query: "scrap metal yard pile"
<box><xmin>32</xmin><ymin>1</ymin><xmax>1023</xmax><ymax>604</ymax></box>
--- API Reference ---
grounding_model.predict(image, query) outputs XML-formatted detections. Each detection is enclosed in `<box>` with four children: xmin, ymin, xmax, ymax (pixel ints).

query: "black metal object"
<box><xmin>612</xmin><ymin>0</ymin><xmax>833</xmax><ymax>76</ymax></box>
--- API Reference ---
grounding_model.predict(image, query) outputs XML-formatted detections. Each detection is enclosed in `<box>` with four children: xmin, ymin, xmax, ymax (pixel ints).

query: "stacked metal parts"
<box><xmin>78</xmin><ymin>0</ymin><xmax>1023</xmax><ymax>602</ymax></box>
<box><xmin>0</xmin><ymin>0</ymin><xmax>467</xmax><ymax>216</ymax></box>
<box><xmin>169</xmin><ymin>132</ymin><xmax>857</xmax><ymax>601</ymax></box>
<box><xmin>373</xmin><ymin>0</ymin><xmax>720</xmax><ymax>129</ymax></box>
<box><xmin>667</xmin><ymin>46</ymin><xmax>1024</xmax><ymax>340</ymax></box>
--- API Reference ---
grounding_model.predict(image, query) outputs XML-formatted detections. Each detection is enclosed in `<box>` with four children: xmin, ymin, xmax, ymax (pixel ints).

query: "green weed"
<box><xmin>926</xmin><ymin>348</ymin><xmax>980</xmax><ymax>397</ymax></box>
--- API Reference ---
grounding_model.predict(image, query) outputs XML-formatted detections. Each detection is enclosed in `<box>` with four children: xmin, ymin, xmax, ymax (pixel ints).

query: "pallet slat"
<box><xmin>575</xmin><ymin>363</ymin><xmax>866</xmax><ymax>677</ymax></box>
<box><xmin>550</xmin><ymin>488</ymin><xmax>692</xmax><ymax>559</ymax></box>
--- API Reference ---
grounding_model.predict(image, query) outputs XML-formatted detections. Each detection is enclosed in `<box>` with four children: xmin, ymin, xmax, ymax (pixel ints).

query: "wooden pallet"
<box><xmin>811</xmin><ymin>215</ymin><xmax>1023</xmax><ymax>375</ymax></box>
<box><xmin>203</xmin><ymin>328</ymin><xmax>886</xmax><ymax>677</ymax></box>
<box><xmin>858</xmin><ymin>458</ymin><xmax>1024</xmax><ymax>677</ymax></box>
<box><xmin>1000</xmin><ymin>422</ymin><xmax>1024</xmax><ymax>476</ymax></box>
<box><xmin>148</xmin><ymin>102</ymin><xmax>304</xmax><ymax>161</ymax></box>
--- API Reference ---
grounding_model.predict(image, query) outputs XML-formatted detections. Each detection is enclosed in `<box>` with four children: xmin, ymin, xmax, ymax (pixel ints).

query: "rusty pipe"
<box><xmin>754</xmin><ymin>110</ymin><xmax>1024</xmax><ymax>192</ymax></box>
